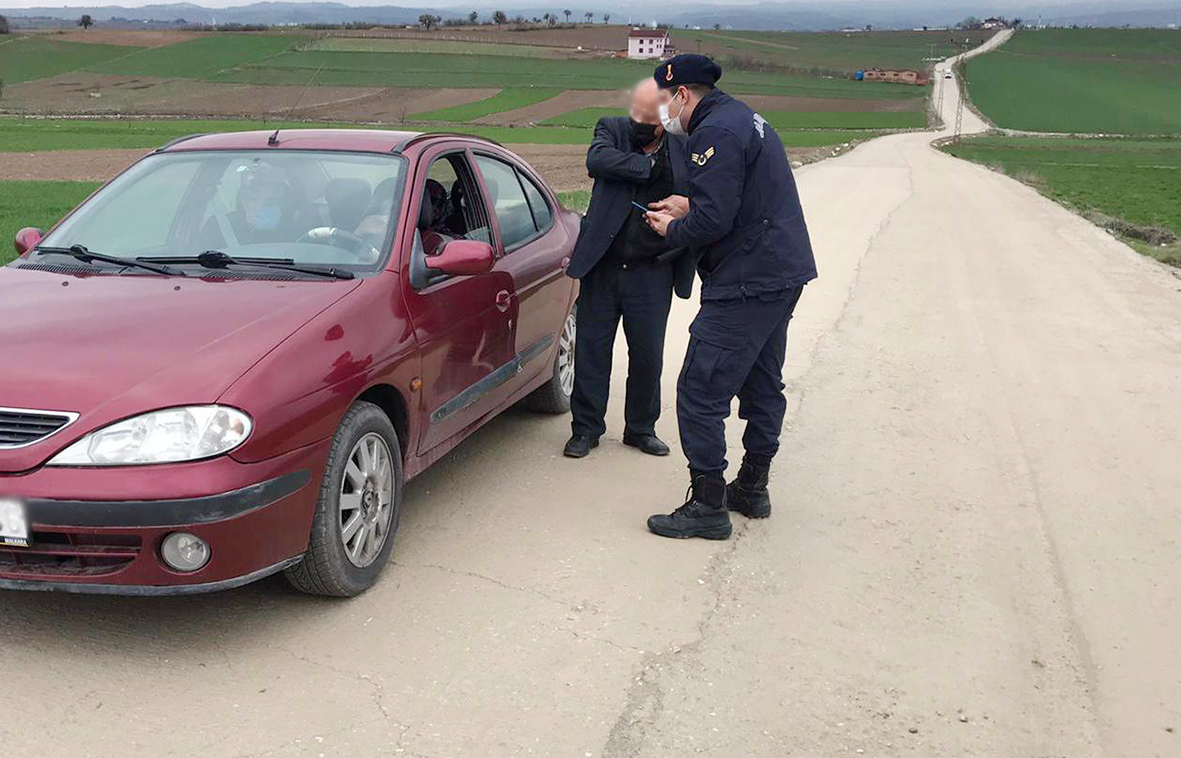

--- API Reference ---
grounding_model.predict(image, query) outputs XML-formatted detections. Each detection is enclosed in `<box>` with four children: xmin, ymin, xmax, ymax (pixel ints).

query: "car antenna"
<box><xmin>268</xmin><ymin>129</ymin><xmax>281</xmax><ymax>146</ymax></box>
<box><xmin>279</xmin><ymin>62</ymin><xmax>327</xmax><ymax>130</ymax></box>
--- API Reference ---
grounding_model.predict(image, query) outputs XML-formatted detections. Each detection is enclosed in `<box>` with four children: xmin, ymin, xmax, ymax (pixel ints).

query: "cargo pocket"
<box><xmin>684</xmin><ymin>321</ymin><xmax>748</xmax><ymax>396</ymax></box>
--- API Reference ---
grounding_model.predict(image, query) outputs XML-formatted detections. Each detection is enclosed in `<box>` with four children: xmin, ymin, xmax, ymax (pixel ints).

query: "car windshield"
<box><xmin>35</xmin><ymin>150</ymin><xmax>407</xmax><ymax>274</ymax></box>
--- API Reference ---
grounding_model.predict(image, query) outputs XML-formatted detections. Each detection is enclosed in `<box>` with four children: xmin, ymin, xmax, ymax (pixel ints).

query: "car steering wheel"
<box><xmin>298</xmin><ymin>227</ymin><xmax>381</xmax><ymax>262</ymax></box>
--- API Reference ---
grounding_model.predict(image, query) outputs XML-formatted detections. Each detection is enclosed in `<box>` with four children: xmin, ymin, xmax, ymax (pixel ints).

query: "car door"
<box><xmin>400</xmin><ymin>146</ymin><xmax>517</xmax><ymax>454</ymax></box>
<box><xmin>471</xmin><ymin>152</ymin><xmax>571</xmax><ymax>388</ymax></box>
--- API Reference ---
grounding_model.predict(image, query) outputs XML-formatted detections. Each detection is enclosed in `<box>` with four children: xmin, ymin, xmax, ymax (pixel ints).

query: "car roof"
<box><xmin>156</xmin><ymin>128</ymin><xmax>503</xmax><ymax>156</ymax></box>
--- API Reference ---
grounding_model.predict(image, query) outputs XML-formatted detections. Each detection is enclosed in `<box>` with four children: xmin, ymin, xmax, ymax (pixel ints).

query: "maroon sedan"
<box><xmin>0</xmin><ymin>129</ymin><xmax>579</xmax><ymax>596</ymax></box>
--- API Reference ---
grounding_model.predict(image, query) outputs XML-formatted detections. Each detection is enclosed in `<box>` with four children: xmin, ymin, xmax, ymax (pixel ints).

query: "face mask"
<box><xmin>248</xmin><ymin>204</ymin><xmax>282</xmax><ymax>231</ymax></box>
<box><xmin>659</xmin><ymin>92</ymin><xmax>687</xmax><ymax>137</ymax></box>
<box><xmin>628</xmin><ymin>119</ymin><xmax>659</xmax><ymax>148</ymax></box>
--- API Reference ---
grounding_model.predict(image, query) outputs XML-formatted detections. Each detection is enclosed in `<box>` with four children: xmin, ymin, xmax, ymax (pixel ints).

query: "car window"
<box><xmin>519</xmin><ymin>171</ymin><xmax>553</xmax><ymax>233</ymax></box>
<box><xmin>37</xmin><ymin>150</ymin><xmax>407</xmax><ymax>275</ymax></box>
<box><xmin>473</xmin><ymin>155</ymin><xmax>538</xmax><ymax>251</ymax></box>
<box><xmin>77</xmin><ymin>159</ymin><xmax>201</xmax><ymax>255</ymax></box>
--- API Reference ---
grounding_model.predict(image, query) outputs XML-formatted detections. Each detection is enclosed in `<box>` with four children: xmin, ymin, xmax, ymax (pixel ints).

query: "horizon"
<box><xmin>0</xmin><ymin>0</ymin><xmax>1151</xmax><ymax>11</ymax></box>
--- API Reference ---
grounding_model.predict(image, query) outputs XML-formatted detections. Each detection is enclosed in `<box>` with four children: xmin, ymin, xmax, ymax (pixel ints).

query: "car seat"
<box><xmin>326</xmin><ymin>178</ymin><xmax>372</xmax><ymax>233</ymax></box>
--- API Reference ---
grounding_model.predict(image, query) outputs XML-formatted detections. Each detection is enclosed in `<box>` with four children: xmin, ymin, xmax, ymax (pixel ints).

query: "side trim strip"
<box><xmin>26</xmin><ymin>470</ymin><xmax>311</xmax><ymax>528</ymax></box>
<box><xmin>430</xmin><ymin>334</ymin><xmax>555</xmax><ymax>425</ymax></box>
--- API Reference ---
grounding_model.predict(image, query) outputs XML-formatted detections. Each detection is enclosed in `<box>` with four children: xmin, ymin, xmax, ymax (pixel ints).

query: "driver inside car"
<box><xmin>230</xmin><ymin>163</ymin><xmax>299</xmax><ymax>245</ymax></box>
<box><xmin>419</xmin><ymin>179</ymin><xmax>457</xmax><ymax>256</ymax></box>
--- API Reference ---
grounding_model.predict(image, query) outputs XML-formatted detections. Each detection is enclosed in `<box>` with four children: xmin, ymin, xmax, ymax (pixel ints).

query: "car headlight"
<box><xmin>48</xmin><ymin>406</ymin><xmax>252</xmax><ymax>466</ymax></box>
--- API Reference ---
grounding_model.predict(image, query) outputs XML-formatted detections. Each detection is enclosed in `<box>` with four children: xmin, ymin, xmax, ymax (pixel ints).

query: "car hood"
<box><xmin>0</xmin><ymin>266</ymin><xmax>360</xmax><ymax>473</ymax></box>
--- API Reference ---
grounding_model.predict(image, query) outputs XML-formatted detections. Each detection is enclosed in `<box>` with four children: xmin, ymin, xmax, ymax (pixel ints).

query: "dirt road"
<box><xmin>4</xmin><ymin>30</ymin><xmax>1180</xmax><ymax>758</ymax></box>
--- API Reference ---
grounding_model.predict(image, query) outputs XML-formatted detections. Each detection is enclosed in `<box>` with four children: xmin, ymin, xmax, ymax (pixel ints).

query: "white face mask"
<box><xmin>659</xmin><ymin>91</ymin><xmax>687</xmax><ymax>136</ymax></box>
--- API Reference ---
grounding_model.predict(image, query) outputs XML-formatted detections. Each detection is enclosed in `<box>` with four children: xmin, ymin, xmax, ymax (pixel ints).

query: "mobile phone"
<box><xmin>632</xmin><ymin>201</ymin><xmax>649</xmax><ymax>213</ymax></box>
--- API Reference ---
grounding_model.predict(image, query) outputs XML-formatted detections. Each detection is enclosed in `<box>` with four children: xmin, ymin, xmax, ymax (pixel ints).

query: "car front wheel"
<box><xmin>285</xmin><ymin>401</ymin><xmax>403</xmax><ymax>597</ymax></box>
<box><xmin>525</xmin><ymin>306</ymin><xmax>575</xmax><ymax>414</ymax></box>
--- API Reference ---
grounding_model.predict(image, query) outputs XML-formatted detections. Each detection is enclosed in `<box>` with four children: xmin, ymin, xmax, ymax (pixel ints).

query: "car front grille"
<box><xmin>0</xmin><ymin>407</ymin><xmax>78</xmax><ymax>449</ymax></box>
<box><xmin>0</xmin><ymin>532</ymin><xmax>142</xmax><ymax>578</ymax></box>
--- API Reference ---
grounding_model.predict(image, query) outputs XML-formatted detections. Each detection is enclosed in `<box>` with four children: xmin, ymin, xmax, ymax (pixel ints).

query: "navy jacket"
<box><xmin>568</xmin><ymin>116</ymin><xmax>696</xmax><ymax>299</ymax></box>
<box><xmin>666</xmin><ymin>89</ymin><xmax>817</xmax><ymax>301</ymax></box>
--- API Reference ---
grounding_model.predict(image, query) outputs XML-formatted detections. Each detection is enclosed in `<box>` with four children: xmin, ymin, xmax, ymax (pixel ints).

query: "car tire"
<box><xmin>525</xmin><ymin>306</ymin><xmax>575</xmax><ymax>414</ymax></box>
<box><xmin>285</xmin><ymin>401</ymin><xmax>403</xmax><ymax>597</ymax></box>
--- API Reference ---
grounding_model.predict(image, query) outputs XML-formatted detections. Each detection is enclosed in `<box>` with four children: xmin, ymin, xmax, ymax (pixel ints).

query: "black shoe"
<box><xmin>647</xmin><ymin>473</ymin><xmax>732</xmax><ymax>540</ymax></box>
<box><xmin>727</xmin><ymin>460</ymin><xmax>772</xmax><ymax>519</ymax></box>
<box><xmin>563</xmin><ymin>434</ymin><xmax>599</xmax><ymax>458</ymax></box>
<box><xmin>622</xmin><ymin>431</ymin><xmax>670</xmax><ymax>457</ymax></box>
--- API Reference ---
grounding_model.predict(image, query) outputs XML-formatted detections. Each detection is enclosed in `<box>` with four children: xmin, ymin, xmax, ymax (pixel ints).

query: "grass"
<box><xmin>87</xmin><ymin>34</ymin><xmax>303</xmax><ymax>79</ymax></box>
<box><xmin>943</xmin><ymin>135</ymin><xmax>1181</xmax><ymax>265</ymax></box>
<box><xmin>0</xmin><ymin>115</ymin><xmax>601</xmax><ymax>149</ymax></box>
<box><xmin>677</xmin><ymin>28</ymin><xmax>996</xmax><ymax>75</ymax></box>
<box><xmin>210</xmin><ymin>48</ymin><xmax>915</xmax><ymax>99</ymax></box>
<box><xmin>0</xmin><ymin>35</ymin><xmax>139</xmax><ymax>84</ymax></box>
<box><xmin>967</xmin><ymin>29</ymin><xmax>1181</xmax><ymax>135</ymax></box>
<box><xmin>410</xmin><ymin>87</ymin><xmax>563</xmax><ymax>122</ymax></box>
<box><xmin>311</xmin><ymin>36</ymin><xmax>571</xmax><ymax>58</ymax></box>
<box><xmin>557</xmin><ymin>190</ymin><xmax>590</xmax><ymax>214</ymax></box>
<box><xmin>0</xmin><ymin>180</ymin><xmax>101</xmax><ymax>265</ymax></box>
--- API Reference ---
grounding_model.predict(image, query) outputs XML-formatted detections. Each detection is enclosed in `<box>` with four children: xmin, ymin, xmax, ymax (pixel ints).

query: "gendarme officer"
<box><xmin>644</xmin><ymin>54</ymin><xmax>818</xmax><ymax>540</ymax></box>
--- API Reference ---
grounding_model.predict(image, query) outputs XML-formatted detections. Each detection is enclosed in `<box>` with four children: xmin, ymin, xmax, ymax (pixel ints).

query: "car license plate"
<box><xmin>0</xmin><ymin>498</ymin><xmax>30</xmax><ymax>548</ymax></box>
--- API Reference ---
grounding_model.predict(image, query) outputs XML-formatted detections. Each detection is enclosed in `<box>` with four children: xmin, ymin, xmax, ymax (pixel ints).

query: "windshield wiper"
<box><xmin>141</xmin><ymin>250</ymin><xmax>355</xmax><ymax>280</ymax></box>
<box><xmin>35</xmin><ymin>245</ymin><xmax>185</xmax><ymax>277</ymax></box>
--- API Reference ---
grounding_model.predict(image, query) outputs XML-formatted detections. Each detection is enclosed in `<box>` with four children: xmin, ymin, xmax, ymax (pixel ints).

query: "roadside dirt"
<box><xmin>476</xmin><ymin>89</ymin><xmax>622</xmax><ymax>126</ymax></box>
<box><xmin>0</xmin><ymin>142</ymin><xmax>861</xmax><ymax>193</ymax></box>
<box><xmin>27</xmin><ymin>29</ymin><xmax>207</xmax><ymax>47</ymax></box>
<box><xmin>1</xmin><ymin>76</ymin><xmax>497</xmax><ymax>122</ymax></box>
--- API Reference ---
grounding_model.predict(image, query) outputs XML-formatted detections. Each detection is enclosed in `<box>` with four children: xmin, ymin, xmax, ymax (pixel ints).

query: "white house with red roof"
<box><xmin>627</xmin><ymin>29</ymin><xmax>670</xmax><ymax>60</ymax></box>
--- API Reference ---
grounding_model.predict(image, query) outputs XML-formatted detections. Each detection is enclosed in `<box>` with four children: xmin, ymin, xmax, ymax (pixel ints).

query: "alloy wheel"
<box><xmin>558</xmin><ymin>310</ymin><xmax>576</xmax><ymax>397</ymax></box>
<box><xmin>339</xmin><ymin>432</ymin><xmax>395</xmax><ymax>568</ymax></box>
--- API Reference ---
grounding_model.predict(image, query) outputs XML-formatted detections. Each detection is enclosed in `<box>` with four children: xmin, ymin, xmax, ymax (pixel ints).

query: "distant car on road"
<box><xmin>1</xmin><ymin>129</ymin><xmax>579</xmax><ymax>596</ymax></box>
<box><xmin>944</xmin><ymin>71</ymin><xmax>954</xmax><ymax>80</ymax></box>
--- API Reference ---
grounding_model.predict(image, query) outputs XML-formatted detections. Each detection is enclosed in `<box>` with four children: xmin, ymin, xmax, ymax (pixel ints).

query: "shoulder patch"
<box><xmin>753</xmin><ymin>114</ymin><xmax>767</xmax><ymax>138</ymax></box>
<box><xmin>690</xmin><ymin>146</ymin><xmax>715</xmax><ymax>166</ymax></box>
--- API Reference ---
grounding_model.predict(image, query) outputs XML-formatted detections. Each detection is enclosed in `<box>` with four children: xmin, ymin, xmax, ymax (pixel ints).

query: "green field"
<box><xmin>0</xmin><ymin>116</ymin><xmax>603</xmax><ymax>149</ymax></box>
<box><xmin>0</xmin><ymin>35</ymin><xmax>138</xmax><ymax>83</ymax></box>
<box><xmin>311</xmin><ymin>36</ymin><xmax>571</xmax><ymax>58</ymax></box>
<box><xmin>680</xmin><ymin>28</ymin><xmax>995</xmax><ymax>74</ymax></box>
<box><xmin>943</xmin><ymin>135</ymin><xmax>1181</xmax><ymax>264</ymax></box>
<box><xmin>89</xmin><ymin>34</ymin><xmax>302</xmax><ymax>79</ymax></box>
<box><xmin>968</xmin><ymin>29</ymin><xmax>1181</xmax><ymax>135</ymax></box>
<box><xmin>546</xmin><ymin>105</ymin><xmax>923</xmax><ymax>131</ymax></box>
<box><xmin>0</xmin><ymin>180</ymin><xmax>101</xmax><ymax>265</ymax></box>
<box><xmin>411</xmin><ymin>87</ymin><xmax>562</xmax><ymax>122</ymax></box>
<box><xmin>208</xmin><ymin>48</ymin><xmax>917</xmax><ymax>99</ymax></box>
<box><xmin>0</xmin><ymin>116</ymin><xmax>879</xmax><ymax>152</ymax></box>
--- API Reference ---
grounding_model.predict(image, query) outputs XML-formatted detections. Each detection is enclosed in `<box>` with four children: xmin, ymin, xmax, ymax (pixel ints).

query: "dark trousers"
<box><xmin>677</xmin><ymin>286</ymin><xmax>805</xmax><ymax>475</ymax></box>
<box><xmin>571</xmin><ymin>260</ymin><xmax>675</xmax><ymax>439</ymax></box>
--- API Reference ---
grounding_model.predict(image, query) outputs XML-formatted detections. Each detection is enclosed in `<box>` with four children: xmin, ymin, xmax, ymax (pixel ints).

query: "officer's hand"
<box><xmin>644</xmin><ymin>211</ymin><xmax>674</xmax><ymax>237</ymax></box>
<box><xmin>648</xmin><ymin>195</ymin><xmax>689</xmax><ymax>220</ymax></box>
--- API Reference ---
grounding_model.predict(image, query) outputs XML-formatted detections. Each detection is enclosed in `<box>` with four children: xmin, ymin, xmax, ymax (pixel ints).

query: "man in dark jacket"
<box><xmin>644</xmin><ymin>54</ymin><xmax>818</xmax><ymax>540</ymax></box>
<box><xmin>563</xmin><ymin>79</ymin><xmax>694</xmax><ymax>459</ymax></box>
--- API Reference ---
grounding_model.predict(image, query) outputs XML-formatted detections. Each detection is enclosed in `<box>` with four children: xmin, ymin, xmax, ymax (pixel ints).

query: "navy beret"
<box><xmin>654</xmin><ymin>54</ymin><xmax>723</xmax><ymax>90</ymax></box>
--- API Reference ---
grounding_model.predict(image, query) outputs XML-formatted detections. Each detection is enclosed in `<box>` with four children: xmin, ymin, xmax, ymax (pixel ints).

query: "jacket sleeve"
<box><xmin>666</xmin><ymin>126</ymin><xmax>744</xmax><ymax>249</ymax></box>
<box><xmin>586</xmin><ymin>117</ymin><xmax>652</xmax><ymax>184</ymax></box>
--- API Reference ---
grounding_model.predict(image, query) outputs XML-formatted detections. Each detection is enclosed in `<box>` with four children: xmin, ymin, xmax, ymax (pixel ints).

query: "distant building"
<box><xmin>627</xmin><ymin>29</ymin><xmax>669</xmax><ymax>60</ymax></box>
<box><xmin>859</xmin><ymin>68</ymin><xmax>930</xmax><ymax>86</ymax></box>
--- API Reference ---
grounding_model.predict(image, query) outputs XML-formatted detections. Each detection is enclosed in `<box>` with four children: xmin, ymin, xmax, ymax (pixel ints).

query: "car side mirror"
<box><xmin>14</xmin><ymin>227</ymin><xmax>44</xmax><ymax>258</ymax></box>
<box><xmin>424</xmin><ymin>240</ymin><xmax>495</xmax><ymax>276</ymax></box>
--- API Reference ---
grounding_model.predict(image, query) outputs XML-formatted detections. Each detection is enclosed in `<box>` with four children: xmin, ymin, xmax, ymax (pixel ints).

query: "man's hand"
<box><xmin>649</xmin><ymin>195</ymin><xmax>689</xmax><ymax>220</ymax></box>
<box><xmin>645</xmin><ymin>211</ymin><xmax>674</xmax><ymax>237</ymax></box>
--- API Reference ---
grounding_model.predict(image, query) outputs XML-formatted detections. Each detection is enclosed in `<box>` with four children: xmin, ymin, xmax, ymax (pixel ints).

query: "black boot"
<box><xmin>647</xmin><ymin>472</ymin><xmax>732</xmax><ymax>540</ymax></box>
<box><xmin>727</xmin><ymin>459</ymin><xmax>771</xmax><ymax>519</ymax></box>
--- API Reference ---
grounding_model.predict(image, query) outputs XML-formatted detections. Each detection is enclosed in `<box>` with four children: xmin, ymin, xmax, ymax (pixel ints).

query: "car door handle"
<box><xmin>495</xmin><ymin>290</ymin><xmax>512</xmax><ymax>312</ymax></box>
